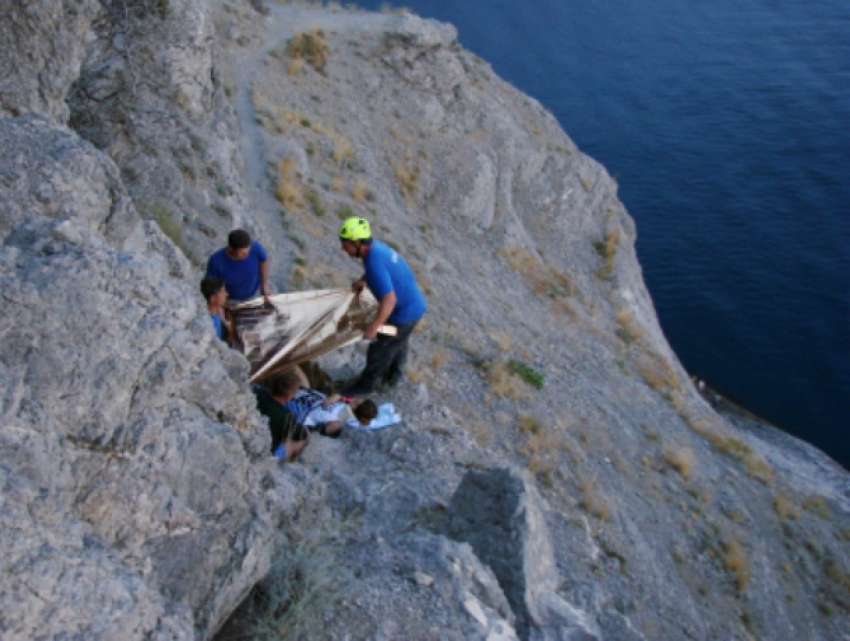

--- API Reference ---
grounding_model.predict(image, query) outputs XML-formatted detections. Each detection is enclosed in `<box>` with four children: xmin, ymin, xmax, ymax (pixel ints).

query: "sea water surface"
<box><xmin>355</xmin><ymin>0</ymin><xmax>850</xmax><ymax>468</ymax></box>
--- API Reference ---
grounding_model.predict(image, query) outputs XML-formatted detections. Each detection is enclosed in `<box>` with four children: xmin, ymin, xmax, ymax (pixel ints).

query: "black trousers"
<box><xmin>356</xmin><ymin>318</ymin><xmax>420</xmax><ymax>390</ymax></box>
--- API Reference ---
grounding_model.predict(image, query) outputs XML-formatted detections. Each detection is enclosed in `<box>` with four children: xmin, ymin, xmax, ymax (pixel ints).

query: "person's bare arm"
<box><xmin>260</xmin><ymin>260</ymin><xmax>271</xmax><ymax>299</ymax></box>
<box><xmin>363</xmin><ymin>290</ymin><xmax>396</xmax><ymax>339</ymax></box>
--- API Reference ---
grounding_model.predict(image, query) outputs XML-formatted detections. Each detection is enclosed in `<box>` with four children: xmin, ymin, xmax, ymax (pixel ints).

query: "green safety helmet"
<box><xmin>339</xmin><ymin>217</ymin><xmax>371</xmax><ymax>241</ymax></box>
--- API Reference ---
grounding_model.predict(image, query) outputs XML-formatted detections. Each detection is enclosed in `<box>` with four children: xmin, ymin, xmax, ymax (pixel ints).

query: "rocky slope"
<box><xmin>1</xmin><ymin>1</ymin><xmax>848</xmax><ymax>639</ymax></box>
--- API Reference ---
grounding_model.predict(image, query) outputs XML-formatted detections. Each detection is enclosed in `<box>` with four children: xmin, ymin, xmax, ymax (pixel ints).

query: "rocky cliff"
<box><xmin>1</xmin><ymin>1</ymin><xmax>848</xmax><ymax>640</ymax></box>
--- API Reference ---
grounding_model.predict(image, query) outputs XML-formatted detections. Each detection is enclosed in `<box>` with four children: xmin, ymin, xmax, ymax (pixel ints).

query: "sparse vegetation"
<box><xmin>664</xmin><ymin>447</ymin><xmax>696</xmax><ymax>481</ymax></box>
<box><xmin>352</xmin><ymin>179</ymin><xmax>371</xmax><ymax>203</ymax></box>
<box><xmin>290</xmin><ymin>265</ymin><xmax>306</xmax><ymax>289</ymax></box>
<box><xmin>641</xmin><ymin>423</ymin><xmax>661</xmax><ymax>442</ymax></box>
<box><xmin>593</xmin><ymin>228</ymin><xmax>620</xmax><ymax>279</ymax></box>
<box><xmin>502</xmin><ymin>248</ymin><xmax>574</xmax><ymax>301</ymax></box>
<box><xmin>579</xmin><ymin>480</ymin><xmax>612</xmax><ymax>521</ymax></box>
<box><xmin>231</xmin><ymin>521</ymin><xmax>355</xmax><ymax>640</ymax></box>
<box><xmin>274</xmin><ymin>156</ymin><xmax>301</xmax><ymax>208</ymax></box>
<box><xmin>487</xmin><ymin>330</ymin><xmax>512</xmax><ymax>352</ymax></box>
<box><xmin>802</xmin><ymin>495</ymin><xmax>830</xmax><ymax>519</ymax></box>
<box><xmin>304</xmin><ymin>190</ymin><xmax>325</xmax><ymax>216</ymax></box>
<box><xmin>518</xmin><ymin>414</ymin><xmax>543</xmax><ymax>435</ymax></box>
<box><xmin>507</xmin><ymin>358</ymin><xmax>545</xmax><ymax>389</ymax></box>
<box><xmin>430</xmin><ymin>346</ymin><xmax>447</xmax><ymax>370</ymax></box>
<box><xmin>151</xmin><ymin>202</ymin><xmax>182</xmax><ymax>245</ymax></box>
<box><xmin>286</xmin><ymin>29</ymin><xmax>329</xmax><ymax>72</ymax></box>
<box><xmin>395</xmin><ymin>163</ymin><xmax>420</xmax><ymax>197</ymax></box>
<box><xmin>721</xmin><ymin>536</ymin><xmax>751</xmax><ymax>591</ymax></box>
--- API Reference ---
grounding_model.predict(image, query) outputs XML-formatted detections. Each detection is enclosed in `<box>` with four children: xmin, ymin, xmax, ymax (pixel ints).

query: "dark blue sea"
<box><xmin>356</xmin><ymin>0</ymin><xmax>850</xmax><ymax>468</ymax></box>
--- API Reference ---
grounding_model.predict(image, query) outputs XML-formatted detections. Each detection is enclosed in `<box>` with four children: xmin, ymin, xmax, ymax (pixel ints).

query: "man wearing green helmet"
<box><xmin>338</xmin><ymin>216</ymin><xmax>427</xmax><ymax>396</ymax></box>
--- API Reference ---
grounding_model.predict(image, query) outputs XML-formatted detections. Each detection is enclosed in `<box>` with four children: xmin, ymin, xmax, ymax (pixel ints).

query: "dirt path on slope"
<box><xmin>222</xmin><ymin>5</ymin><xmax>402</xmax><ymax>289</ymax></box>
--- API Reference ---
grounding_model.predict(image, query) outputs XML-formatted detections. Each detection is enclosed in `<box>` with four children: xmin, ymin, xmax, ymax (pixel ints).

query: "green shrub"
<box><xmin>507</xmin><ymin>358</ymin><xmax>545</xmax><ymax>389</ymax></box>
<box><xmin>150</xmin><ymin>202</ymin><xmax>182</xmax><ymax>246</ymax></box>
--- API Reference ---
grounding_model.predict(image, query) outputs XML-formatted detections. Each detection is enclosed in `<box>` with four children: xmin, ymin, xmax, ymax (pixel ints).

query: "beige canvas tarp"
<box><xmin>230</xmin><ymin>288</ymin><xmax>378</xmax><ymax>383</ymax></box>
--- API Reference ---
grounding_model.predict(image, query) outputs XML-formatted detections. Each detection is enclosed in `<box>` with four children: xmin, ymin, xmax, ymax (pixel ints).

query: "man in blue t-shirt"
<box><xmin>206</xmin><ymin>229</ymin><xmax>271</xmax><ymax>303</ymax></box>
<box><xmin>338</xmin><ymin>216</ymin><xmax>427</xmax><ymax>396</ymax></box>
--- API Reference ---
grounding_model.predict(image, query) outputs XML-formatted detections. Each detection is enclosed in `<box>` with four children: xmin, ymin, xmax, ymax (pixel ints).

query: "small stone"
<box><xmin>414</xmin><ymin>571</ymin><xmax>435</xmax><ymax>587</ymax></box>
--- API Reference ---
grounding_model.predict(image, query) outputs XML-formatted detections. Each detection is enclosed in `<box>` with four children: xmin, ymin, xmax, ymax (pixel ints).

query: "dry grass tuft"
<box><xmin>486</xmin><ymin>360</ymin><xmax>522</xmax><ymax>400</ymax></box>
<box><xmin>332</xmin><ymin>138</ymin><xmax>354</xmax><ymax>164</ymax></box>
<box><xmin>502</xmin><ymin>248</ymin><xmax>574</xmax><ymax>300</ymax></box>
<box><xmin>352</xmin><ymin>179</ymin><xmax>371</xmax><ymax>203</ymax></box>
<box><xmin>518</xmin><ymin>414</ymin><xmax>544</xmax><ymax>435</ymax></box>
<box><xmin>685</xmin><ymin>415</ymin><xmax>774</xmax><ymax>485</ymax></box>
<box><xmin>502</xmin><ymin>247</ymin><xmax>538</xmax><ymax>277</ymax></box>
<box><xmin>579</xmin><ymin>480</ymin><xmax>612</xmax><ymax>521</ymax></box>
<box><xmin>274</xmin><ymin>156</ymin><xmax>301</xmax><ymax>208</ymax></box>
<box><xmin>593</xmin><ymin>228</ymin><xmax>621</xmax><ymax>279</ymax></box>
<box><xmin>287</xmin><ymin>58</ymin><xmax>303</xmax><ymax>76</ymax></box>
<box><xmin>635</xmin><ymin>351</ymin><xmax>680</xmax><ymax>393</ymax></box>
<box><xmin>487</xmin><ymin>330</ymin><xmax>512</xmax><ymax>352</ymax></box>
<box><xmin>802</xmin><ymin>494</ymin><xmax>830</xmax><ymax>519</ymax></box>
<box><xmin>405</xmin><ymin>358</ymin><xmax>423</xmax><ymax>384</ymax></box>
<box><xmin>615</xmin><ymin>306</ymin><xmax>644</xmax><ymax>344</ymax></box>
<box><xmin>395</xmin><ymin>164</ymin><xmax>420</xmax><ymax>198</ymax></box>
<box><xmin>518</xmin><ymin>426</ymin><xmax>562</xmax><ymax>489</ymax></box>
<box><xmin>722</xmin><ymin>537</ymin><xmax>751</xmax><ymax>591</ymax></box>
<box><xmin>430</xmin><ymin>346</ymin><xmax>448</xmax><ymax>370</ymax></box>
<box><xmin>235</xmin><ymin>520</ymin><xmax>354</xmax><ymax>639</ymax></box>
<box><xmin>641</xmin><ymin>423</ymin><xmax>661</xmax><ymax>442</ymax></box>
<box><xmin>745</xmin><ymin>452</ymin><xmax>775</xmax><ymax>484</ymax></box>
<box><xmin>664</xmin><ymin>447</ymin><xmax>697</xmax><ymax>481</ymax></box>
<box><xmin>465</xmin><ymin>419</ymin><xmax>493</xmax><ymax>447</ymax></box>
<box><xmin>773</xmin><ymin>493</ymin><xmax>800</xmax><ymax>520</ymax></box>
<box><xmin>286</xmin><ymin>29</ymin><xmax>329</xmax><ymax>71</ymax></box>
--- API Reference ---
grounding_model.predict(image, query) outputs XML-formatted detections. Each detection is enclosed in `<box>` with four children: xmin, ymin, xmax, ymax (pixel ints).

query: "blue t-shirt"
<box><xmin>363</xmin><ymin>240</ymin><xmax>427</xmax><ymax>324</ymax></box>
<box><xmin>205</xmin><ymin>241</ymin><xmax>268</xmax><ymax>301</ymax></box>
<box><xmin>210</xmin><ymin>313</ymin><xmax>224</xmax><ymax>340</ymax></box>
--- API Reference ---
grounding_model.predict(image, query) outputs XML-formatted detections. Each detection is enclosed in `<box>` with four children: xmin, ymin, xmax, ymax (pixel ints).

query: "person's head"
<box><xmin>200</xmin><ymin>277</ymin><xmax>227</xmax><ymax>308</ymax></box>
<box><xmin>338</xmin><ymin>217</ymin><xmax>372</xmax><ymax>259</ymax></box>
<box><xmin>269</xmin><ymin>370</ymin><xmax>303</xmax><ymax>402</ymax></box>
<box><xmin>226</xmin><ymin>229</ymin><xmax>252</xmax><ymax>260</ymax></box>
<box><xmin>352</xmin><ymin>399</ymin><xmax>378</xmax><ymax>425</ymax></box>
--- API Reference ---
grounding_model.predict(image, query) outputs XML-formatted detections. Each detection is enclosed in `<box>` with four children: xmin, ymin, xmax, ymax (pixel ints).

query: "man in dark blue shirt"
<box><xmin>338</xmin><ymin>217</ymin><xmax>427</xmax><ymax>396</ymax></box>
<box><xmin>206</xmin><ymin>229</ymin><xmax>271</xmax><ymax>302</ymax></box>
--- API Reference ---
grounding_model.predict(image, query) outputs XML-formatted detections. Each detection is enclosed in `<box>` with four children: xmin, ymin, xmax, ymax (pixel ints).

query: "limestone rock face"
<box><xmin>0</xmin><ymin>0</ymin><xmax>102</xmax><ymax>123</ymax></box>
<box><xmin>0</xmin><ymin>116</ymin><xmax>275</xmax><ymax>638</ymax></box>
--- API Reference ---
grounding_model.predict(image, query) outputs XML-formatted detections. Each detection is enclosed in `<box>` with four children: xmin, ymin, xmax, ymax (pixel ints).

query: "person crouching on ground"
<box><xmin>338</xmin><ymin>216</ymin><xmax>427</xmax><ymax>397</ymax></box>
<box><xmin>252</xmin><ymin>371</ymin><xmax>309</xmax><ymax>461</ymax></box>
<box><xmin>200</xmin><ymin>276</ymin><xmax>229</xmax><ymax>341</ymax></box>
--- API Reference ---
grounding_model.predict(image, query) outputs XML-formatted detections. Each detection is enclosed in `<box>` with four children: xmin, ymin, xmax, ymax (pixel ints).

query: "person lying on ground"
<box><xmin>337</xmin><ymin>216</ymin><xmax>427</xmax><ymax>396</ymax></box>
<box><xmin>281</xmin><ymin>370</ymin><xmax>376</xmax><ymax>437</ymax></box>
<box><xmin>252</xmin><ymin>370</ymin><xmax>309</xmax><ymax>461</ymax></box>
<box><xmin>206</xmin><ymin>229</ymin><xmax>271</xmax><ymax>304</ymax></box>
<box><xmin>321</xmin><ymin>395</ymin><xmax>379</xmax><ymax>428</ymax></box>
<box><xmin>200</xmin><ymin>276</ymin><xmax>230</xmax><ymax>341</ymax></box>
